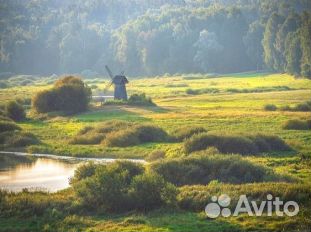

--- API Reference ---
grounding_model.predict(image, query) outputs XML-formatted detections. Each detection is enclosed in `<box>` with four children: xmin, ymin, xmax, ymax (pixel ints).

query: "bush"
<box><xmin>0</xmin><ymin>131</ymin><xmax>40</xmax><ymax>147</ymax></box>
<box><xmin>0</xmin><ymin>121</ymin><xmax>21</xmax><ymax>133</ymax></box>
<box><xmin>151</xmin><ymin>155</ymin><xmax>272</xmax><ymax>186</ymax></box>
<box><xmin>128</xmin><ymin>93</ymin><xmax>155</xmax><ymax>106</ymax></box>
<box><xmin>32</xmin><ymin>89</ymin><xmax>58</xmax><ymax>113</ymax></box>
<box><xmin>0</xmin><ymin>190</ymin><xmax>71</xmax><ymax>218</ymax></box>
<box><xmin>177</xmin><ymin>182</ymin><xmax>311</xmax><ymax>212</ymax></box>
<box><xmin>6</xmin><ymin>132</ymin><xmax>40</xmax><ymax>147</ymax></box>
<box><xmin>72</xmin><ymin>121</ymin><xmax>168</xmax><ymax>147</ymax></box>
<box><xmin>247</xmin><ymin>134</ymin><xmax>291</xmax><ymax>152</ymax></box>
<box><xmin>104</xmin><ymin>129</ymin><xmax>141</xmax><ymax>147</ymax></box>
<box><xmin>186</xmin><ymin>88</ymin><xmax>219</xmax><ymax>95</ymax></box>
<box><xmin>73</xmin><ymin>161</ymin><xmax>142</xmax><ymax>212</ymax></box>
<box><xmin>280</xmin><ymin>101</ymin><xmax>311</xmax><ymax>112</ymax></box>
<box><xmin>129</xmin><ymin>172</ymin><xmax>178</xmax><ymax>210</ymax></box>
<box><xmin>134</xmin><ymin>125</ymin><xmax>168</xmax><ymax>143</ymax></box>
<box><xmin>69</xmin><ymin>162</ymin><xmax>103</xmax><ymax>185</ymax></box>
<box><xmin>294</xmin><ymin>101</ymin><xmax>311</xmax><ymax>112</ymax></box>
<box><xmin>146</xmin><ymin>150</ymin><xmax>166</xmax><ymax>162</ymax></box>
<box><xmin>95</xmin><ymin>120</ymin><xmax>131</xmax><ymax>134</ymax></box>
<box><xmin>104</xmin><ymin>124</ymin><xmax>167</xmax><ymax>147</ymax></box>
<box><xmin>5</xmin><ymin>101</ymin><xmax>26</xmax><ymax>121</ymax></box>
<box><xmin>184</xmin><ymin>133</ymin><xmax>291</xmax><ymax>154</ymax></box>
<box><xmin>69</xmin><ymin>132</ymin><xmax>105</xmax><ymax>145</ymax></box>
<box><xmin>55</xmin><ymin>83</ymin><xmax>91</xmax><ymax>113</ymax></box>
<box><xmin>184</xmin><ymin>133</ymin><xmax>258</xmax><ymax>155</ymax></box>
<box><xmin>283</xmin><ymin>119</ymin><xmax>310</xmax><ymax>130</ymax></box>
<box><xmin>77</xmin><ymin>126</ymin><xmax>94</xmax><ymax>135</ymax></box>
<box><xmin>226</xmin><ymin>86</ymin><xmax>292</xmax><ymax>94</ymax></box>
<box><xmin>264</xmin><ymin>104</ymin><xmax>277</xmax><ymax>111</ymax></box>
<box><xmin>32</xmin><ymin>76</ymin><xmax>91</xmax><ymax>114</ymax></box>
<box><xmin>171</xmin><ymin>126</ymin><xmax>207</xmax><ymax>142</ymax></box>
<box><xmin>72</xmin><ymin>161</ymin><xmax>176</xmax><ymax>212</ymax></box>
<box><xmin>71</xmin><ymin>120</ymin><xmax>132</xmax><ymax>145</ymax></box>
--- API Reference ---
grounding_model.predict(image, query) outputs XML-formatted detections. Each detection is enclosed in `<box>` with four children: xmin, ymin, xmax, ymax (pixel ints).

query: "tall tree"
<box><xmin>285</xmin><ymin>31</ymin><xmax>302</xmax><ymax>76</ymax></box>
<box><xmin>262</xmin><ymin>12</ymin><xmax>284</xmax><ymax>71</ymax></box>
<box><xmin>300</xmin><ymin>12</ymin><xmax>311</xmax><ymax>78</ymax></box>
<box><xmin>243</xmin><ymin>21</ymin><xmax>264</xmax><ymax>70</ymax></box>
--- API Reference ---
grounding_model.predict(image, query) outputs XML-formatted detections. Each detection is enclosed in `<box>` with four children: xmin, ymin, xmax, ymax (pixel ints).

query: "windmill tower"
<box><xmin>104</xmin><ymin>65</ymin><xmax>129</xmax><ymax>100</ymax></box>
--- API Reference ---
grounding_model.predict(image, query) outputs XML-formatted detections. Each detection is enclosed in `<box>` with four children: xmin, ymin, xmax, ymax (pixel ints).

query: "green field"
<box><xmin>1</xmin><ymin>72</ymin><xmax>311</xmax><ymax>231</ymax></box>
<box><xmin>11</xmin><ymin>73</ymin><xmax>311</xmax><ymax>160</ymax></box>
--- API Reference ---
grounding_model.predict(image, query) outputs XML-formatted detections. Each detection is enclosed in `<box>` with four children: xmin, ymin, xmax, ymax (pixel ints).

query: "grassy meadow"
<box><xmin>1</xmin><ymin>72</ymin><xmax>311</xmax><ymax>231</ymax></box>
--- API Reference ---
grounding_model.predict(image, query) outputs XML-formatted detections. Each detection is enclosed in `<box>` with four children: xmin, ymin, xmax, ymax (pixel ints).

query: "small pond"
<box><xmin>0</xmin><ymin>152</ymin><xmax>144</xmax><ymax>192</ymax></box>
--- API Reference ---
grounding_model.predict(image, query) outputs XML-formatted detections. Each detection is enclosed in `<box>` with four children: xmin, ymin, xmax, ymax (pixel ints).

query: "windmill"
<box><xmin>104</xmin><ymin>65</ymin><xmax>129</xmax><ymax>100</ymax></box>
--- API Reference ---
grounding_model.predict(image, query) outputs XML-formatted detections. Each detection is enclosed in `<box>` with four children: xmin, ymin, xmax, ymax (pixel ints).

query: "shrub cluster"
<box><xmin>283</xmin><ymin>119</ymin><xmax>311</xmax><ymax>130</ymax></box>
<box><xmin>70</xmin><ymin>120</ymin><xmax>168</xmax><ymax>147</ymax></box>
<box><xmin>177</xmin><ymin>182</ymin><xmax>311</xmax><ymax>211</ymax></box>
<box><xmin>128</xmin><ymin>93</ymin><xmax>156</xmax><ymax>106</ymax></box>
<box><xmin>32</xmin><ymin>76</ymin><xmax>91</xmax><ymax>114</ymax></box>
<box><xmin>227</xmin><ymin>86</ymin><xmax>292</xmax><ymax>94</ymax></box>
<box><xmin>0</xmin><ymin>116</ymin><xmax>39</xmax><ymax>148</ymax></box>
<box><xmin>146</xmin><ymin>150</ymin><xmax>166</xmax><ymax>162</ymax></box>
<box><xmin>186</xmin><ymin>88</ymin><xmax>219</xmax><ymax>95</ymax></box>
<box><xmin>264</xmin><ymin>104</ymin><xmax>277</xmax><ymax>111</ymax></box>
<box><xmin>0</xmin><ymin>189</ymin><xmax>71</xmax><ymax>218</ymax></box>
<box><xmin>184</xmin><ymin>133</ymin><xmax>291</xmax><ymax>154</ymax></box>
<box><xmin>0</xmin><ymin>131</ymin><xmax>40</xmax><ymax>148</ymax></box>
<box><xmin>5</xmin><ymin>101</ymin><xmax>26</xmax><ymax>121</ymax></box>
<box><xmin>0</xmin><ymin>101</ymin><xmax>26</xmax><ymax>122</ymax></box>
<box><xmin>0</xmin><ymin>121</ymin><xmax>21</xmax><ymax>133</ymax></box>
<box><xmin>104</xmin><ymin>124</ymin><xmax>168</xmax><ymax>147</ymax></box>
<box><xmin>151</xmin><ymin>154</ymin><xmax>275</xmax><ymax>186</ymax></box>
<box><xmin>171</xmin><ymin>126</ymin><xmax>207</xmax><ymax>142</ymax></box>
<box><xmin>280</xmin><ymin>100</ymin><xmax>311</xmax><ymax>112</ymax></box>
<box><xmin>72</xmin><ymin>161</ymin><xmax>177</xmax><ymax>212</ymax></box>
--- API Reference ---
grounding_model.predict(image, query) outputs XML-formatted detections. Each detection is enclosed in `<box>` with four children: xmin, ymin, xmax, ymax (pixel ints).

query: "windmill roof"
<box><xmin>113</xmin><ymin>75</ymin><xmax>128</xmax><ymax>84</ymax></box>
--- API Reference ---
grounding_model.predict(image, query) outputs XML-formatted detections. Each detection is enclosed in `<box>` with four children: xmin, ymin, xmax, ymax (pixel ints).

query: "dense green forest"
<box><xmin>0</xmin><ymin>0</ymin><xmax>310</xmax><ymax>77</ymax></box>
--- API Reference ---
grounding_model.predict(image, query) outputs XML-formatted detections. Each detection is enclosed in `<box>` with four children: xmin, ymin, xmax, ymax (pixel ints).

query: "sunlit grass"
<box><xmin>2</xmin><ymin>72</ymin><xmax>311</xmax><ymax>183</ymax></box>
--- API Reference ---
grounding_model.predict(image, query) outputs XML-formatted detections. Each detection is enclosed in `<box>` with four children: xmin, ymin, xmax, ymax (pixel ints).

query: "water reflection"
<box><xmin>0</xmin><ymin>154</ymin><xmax>80</xmax><ymax>192</ymax></box>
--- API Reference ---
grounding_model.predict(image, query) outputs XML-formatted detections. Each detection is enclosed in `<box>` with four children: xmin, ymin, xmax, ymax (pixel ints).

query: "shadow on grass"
<box><xmin>74</xmin><ymin>107</ymin><xmax>151</xmax><ymax>122</ymax></box>
<box><xmin>91</xmin><ymin>209</ymin><xmax>242</xmax><ymax>232</ymax></box>
<box><xmin>219</xmin><ymin>71</ymin><xmax>272</xmax><ymax>78</ymax></box>
<box><xmin>140</xmin><ymin>105</ymin><xmax>171</xmax><ymax>113</ymax></box>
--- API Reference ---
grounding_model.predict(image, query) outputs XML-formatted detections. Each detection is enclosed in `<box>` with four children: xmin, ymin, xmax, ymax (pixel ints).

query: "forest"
<box><xmin>0</xmin><ymin>0</ymin><xmax>310</xmax><ymax>77</ymax></box>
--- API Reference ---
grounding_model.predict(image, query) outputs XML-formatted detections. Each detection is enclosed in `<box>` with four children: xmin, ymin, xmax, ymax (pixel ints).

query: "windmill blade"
<box><xmin>105</xmin><ymin>65</ymin><xmax>114</xmax><ymax>79</ymax></box>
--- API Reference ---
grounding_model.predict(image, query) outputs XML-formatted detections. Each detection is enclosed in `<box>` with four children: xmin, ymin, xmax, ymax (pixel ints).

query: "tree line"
<box><xmin>0</xmin><ymin>0</ymin><xmax>310</xmax><ymax>77</ymax></box>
